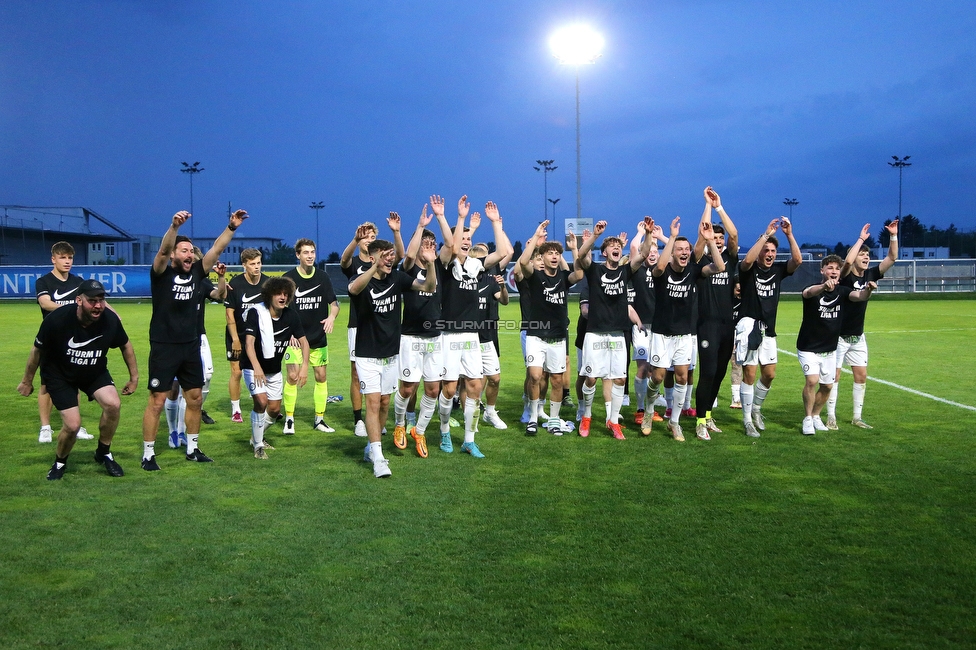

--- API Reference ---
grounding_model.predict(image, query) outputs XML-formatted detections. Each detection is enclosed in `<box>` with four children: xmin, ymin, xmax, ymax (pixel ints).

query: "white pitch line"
<box><xmin>777</xmin><ymin>349</ymin><xmax>976</xmax><ymax>412</ymax></box>
<box><xmin>864</xmin><ymin>328</ymin><xmax>976</xmax><ymax>334</ymax></box>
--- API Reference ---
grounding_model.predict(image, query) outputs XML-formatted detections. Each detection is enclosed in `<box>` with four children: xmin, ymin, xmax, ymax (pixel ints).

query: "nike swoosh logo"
<box><xmin>820</xmin><ymin>296</ymin><xmax>839</xmax><ymax>307</ymax></box>
<box><xmin>370</xmin><ymin>285</ymin><xmax>395</xmax><ymax>299</ymax></box>
<box><xmin>600</xmin><ymin>273</ymin><xmax>620</xmax><ymax>284</ymax></box>
<box><xmin>53</xmin><ymin>288</ymin><xmax>78</xmax><ymax>300</ymax></box>
<box><xmin>174</xmin><ymin>276</ymin><xmax>193</xmax><ymax>285</ymax></box>
<box><xmin>479</xmin><ymin>285</ymin><xmax>491</xmax><ymax>293</ymax></box>
<box><xmin>273</xmin><ymin>328</ymin><xmax>288</xmax><ymax>336</ymax></box>
<box><xmin>543</xmin><ymin>285</ymin><xmax>557</xmax><ymax>293</ymax></box>
<box><xmin>68</xmin><ymin>335</ymin><xmax>103</xmax><ymax>349</ymax></box>
<box><xmin>242</xmin><ymin>293</ymin><xmax>261</xmax><ymax>303</ymax></box>
<box><xmin>416</xmin><ymin>271</ymin><xmax>426</xmax><ymax>282</ymax></box>
<box><xmin>756</xmin><ymin>276</ymin><xmax>775</xmax><ymax>285</ymax></box>
<box><xmin>356</xmin><ymin>267</ymin><xmax>367</xmax><ymax>275</ymax></box>
<box><xmin>294</xmin><ymin>285</ymin><xmax>320</xmax><ymax>298</ymax></box>
<box><xmin>667</xmin><ymin>275</ymin><xmax>687</xmax><ymax>285</ymax></box>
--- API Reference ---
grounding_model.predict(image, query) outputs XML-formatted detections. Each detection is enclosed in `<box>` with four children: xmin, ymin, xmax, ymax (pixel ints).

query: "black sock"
<box><xmin>56</xmin><ymin>455</ymin><xmax>69</xmax><ymax>464</ymax></box>
<box><xmin>353</xmin><ymin>409</ymin><xmax>363</xmax><ymax>424</ymax></box>
<box><xmin>96</xmin><ymin>441</ymin><xmax>110</xmax><ymax>457</ymax></box>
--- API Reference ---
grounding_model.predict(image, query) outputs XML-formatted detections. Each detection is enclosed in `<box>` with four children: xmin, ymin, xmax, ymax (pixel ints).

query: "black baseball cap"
<box><xmin>79</xmin><ymin>279</ymin><xmax>107</xmax><ymax>298</ymax></box>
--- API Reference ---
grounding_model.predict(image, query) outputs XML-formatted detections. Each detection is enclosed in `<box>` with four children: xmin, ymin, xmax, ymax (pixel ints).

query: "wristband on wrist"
<box><xmin>228</xmin><ymin>223</ymin><xmax>238</xmax><ymax>231</ymax></box>
<box><xmin>715</xmin><ymin>205</ymin><xmax>723</xmax><ymax>212</ymax></box>
<box><xmin>890</xmin><ymin>235</ymin><xmax>898</xmax><ymax>241</ymax></box>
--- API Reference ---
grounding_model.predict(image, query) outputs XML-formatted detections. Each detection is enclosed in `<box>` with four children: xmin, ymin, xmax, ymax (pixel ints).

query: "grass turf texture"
<box><xmin>1</xmin><ymin>298</ymin><xmax>975</xmax><ymax>648</ymax></box>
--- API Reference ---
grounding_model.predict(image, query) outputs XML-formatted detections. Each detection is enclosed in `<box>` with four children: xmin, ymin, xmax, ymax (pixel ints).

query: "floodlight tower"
<box><xmin>888</xmin><ymin>155</ymin><xmax>911</xmax><ymax>218</ymax></box>
<box><xmin>534</xmin><ymin>160</ymin><xmax>557</xmax><ymax>238</ymax></box>
<box><xmin>783</xmin><ymin>198</ymin><xmax>798</xmax><ymax>220</ymax></box>
<box><xmin>550</xmin><ymin>24</ymin><xmax>604</xmax><ymax>224</ymax></box>
<box><xmin>310</xmin><ymin>202</ymin><xmax>324</xmax><ymax>262</ymax></box>
<box><xmin>180</xmin><ymin>161</ymin><xmax>204</xmax><ymax>239</ymax></box>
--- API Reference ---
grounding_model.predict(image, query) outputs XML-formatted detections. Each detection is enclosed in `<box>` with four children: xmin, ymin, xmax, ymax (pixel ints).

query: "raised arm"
<box><xmin>879</xmin><ymin>219</ymin><xmax>899</xmax><ymax>274</ymax></box>
<box><xmin>403</xmin><ymin>205</ymin><xmax>431</xmax><ymax>271</ymax></box>
<box><xmin>842</xmin><ymin>223</ymin><xmax>872</xmax><ymax>277</ymax></box>
<box><xmin>411</xmin><ymin>245</ymin><xmax>437</xmax><ymax>293</ymax></box>
<box><xmin>575</xmin><ymin>221</ymin><xmax>606</xmax><ymax>272</ymax></box>
<box><xmin>654</xmin><ymin>217</ymin><xmax>681</xmax><ymax>277</ymax></box>
<box><xmin>781</xmin><ymin>217</ymin><xmax>802</xmax><ymax>273</ymax></box>
<box><xmin>699</xmin><ymin>221</ymin><xmax>727</xmax><ymax>277</ymax></box>
<box><xmin>481</xmin><ymin>202</ymin><xmax>512</xmax><ymax>269</ymax></box>
<box><xmin>741</xmin><ymin>218</ymin><xmax>780</xmax><ymax>272</ymax></box>
<box><xmin>429</xmin><ymin>194</ymin><xmax>455</xmax><ymax>260</ymax></box>
<box><xmin>202</xmin><ymin>209</ymin><xmax>248</xmax><ymax>271</ymax></box>
<box><xmin>210</xmin><ymin>263</ymin><xmax>228</xmax><ymax>301</ymax></box>
<box><xmin>388</xmin><ymin>211</ymin><xmax>405</xmax><ymax>264</ymax></box>
<box><xmin>693</xmin><ymin>193</ymin><xmax>712</xmax><ymax>261</ymax></box>
<box><xmin>341</xmin><ymin>225</ymin><xmax>371</xmax><ymax>269</ymax></box>
<box><xmin>347</xmin><ymin>258</ymin><xmax>380</xmax><ymax>296</ymax></box>
<box><xmin>154</xmin><ymin>211</ymin><xmax>190</xmax><ymax>274</ymax></box>
<box><xmin>709</xmin><ymin>187</ymin><xmax>738</xmax><ymax>253</ymax></box>
<box><xmin>519</xmin><ymin>220</ymin><xmax>548</xmax><ymax>277</ymax></box>
<box><xmin>444</xmin><ymin>195</ymin><xmax>470</xmax><ymax>265</ymax></box>
<box><xmin>630</xmin><ymin>217</ymin><xmax>655</xmax><ymax>271</ymax></box>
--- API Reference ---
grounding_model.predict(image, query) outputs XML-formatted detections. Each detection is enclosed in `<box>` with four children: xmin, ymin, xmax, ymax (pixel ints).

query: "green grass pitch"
<box><xmin>1</xmin><ymin>297</ymin><xmax>975</xmax><ymax>648</ymax></box>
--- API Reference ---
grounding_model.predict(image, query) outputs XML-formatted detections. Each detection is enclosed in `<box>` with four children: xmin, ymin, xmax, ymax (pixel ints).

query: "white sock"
<box><xmin>665</xmin><ymin>386</ymin><xmax>674</xmax><ymax>411</ymax></box>
<box><xmin>251</xmin><ymin>411</ymin><xmax>264</xmax><ymax>447</ymax></box>
<box><xmin>581</xmin><ymin>383</ymin><xmax>596</xmax><ymax>417</ymax></box>
<box><xmin>671</xmin><ymin>384</ymin><xmax>687</xmax><ymax>424</ymax></box>
<box><xmin>143</xmin><ymin>441</ymin><xmax>155</xmax><ymax>461</ymax></box>
<box><xmin>485</xmin><ymin>404</ymin><xmax>498</xmax><ymax>416</ymax></box>
<box><xmin>369</xmin><ymin>440</ymin><xmax>384</xmax><ymax>462</ymax></box>
<box><xmin>416</xmin><ymin>394</ymin><xmax>437</xmax><ymax>435</ymax></box>
<box><xmin>609</xmin><ymin>383</ymin><xmax>624</xmax><ymax>424</ymax></box>
<box><xmin>394</xmin><ymin>391</ymin><xmax>409</xmax><ymax>426</ymax></box>
<box><xmin>231</xmin><ymin>399</ymin><xmax>241</xmax><ymax>415</ymax></box>
<box><xmin>827</xmin><ymin>382</ymin><xmax>839</xmax><ymax>419</ymax></box>
<box><xmin>438</xmin><ymin>393</ymin><xmax>453</xmax><ymax>433</ymax></box>
<box><xmin>164</xmin><ymin>398</ymin><xmax>179</xmax><ymax>433</ymax></box>
<box><xmin>177</xmin><ymin>395</ymin><xmax>187</xmax><ymax>435</ymax></box>
<box><xmin>463</xmin><ymin>398</ymin><xmax>477</xmax><ymax>443</ymax></box>
<box><xmin>549</xmin><ymin>400</ymin><xmax>562</xmax><ymax>421</ymax></box>
<box><xmin>852</xmin><ymin>382</ymin><xmax>866</xmax><ymax>420</ymax></box>
<box><xmin>186</xmin><ymin>434</ymin><xmax>198</xmax><ymax>454</ymax></box>
<box><xmin>741</xmin><ymin>383</ymin><xmax>755</xmax><ymax>420</ymax></box>
<box><xmin>683</xmin><ymin>382</ymin><xmax>693</xmax><ymax>410</ymax></box>
<box><xmin>732</xmin><ymin>383</ymin><xmax>741</xmax><ymax>403</ymax></box>
<box><xmin>754</xmin><ymin>381</ymin><xmax>770</xmax><ymax>409</ymax></box>
<box><xmin>201</xmin><ymin>377</ymin><xmax>211</xmax><ymax>407</ymax></box>
<box><xmin>528</xmin><ymin>399</ymin><xmax>541</xmax><ymax>424</ymax></box>
<box><xmin>634</xmin><ymin>377</ymin><xmax>648</xmax><ymax>410</ymax></box>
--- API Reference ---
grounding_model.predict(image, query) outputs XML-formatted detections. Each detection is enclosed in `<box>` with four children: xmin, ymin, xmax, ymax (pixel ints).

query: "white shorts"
<box><xmin>649</xmin><ymin>332</ymin><xmax>694</xmax><ymax>369</ymax></box>
<box><xmin>632</xmin><ymin>324</ymin><xmax>651</xmax><ymax>361</ymax></box>
<box><xmin>797</xmin><ymin>350</ymin><xmax>836</xmax><ymax>385</ymax></box>
<box><xmin>525</xmin><ymin>335</ymin><xmax>567</xmax><ymax>374</ymax></box>
<box><xmin>355</xmin><ymin>356</ymin><xmax>399</xmax><ymax>395</ymax></box>
<box><xmin>835</xmin><ymin>334</ymin><xmax>868</xmax><ymax>368</ymax></box>
<box><xmin>580</xmin><ymin>332</ymin><xmax>628</xmax><ymax>379</ymax></box>
<box><xmin>243</xmin><ymin>369</ymin><xmax>283</xmax><ymax>401</ymax></box>
<box><xmin>442</xmin><ymin>332</ymin><xmax>483</xmax><ymax>381</ymax></box>
<box><xmin>347</xmin><ymin>328</ymin><xmax>357</xmax><ymax>362</ymax></box>
<box><xmin>520</xmin><ymin>330</ymin><xmax>527</xmax><ymax>358</ymax></box>
<box><xmin>735</xmin><ymin>320</ymin><xmax>778</xmax><ymax>367</ymax></box>
<box><xmin>200</xmin><ymin>334</ymin><xmax>214</xmax><ymax>383</ymax></box>
<box><xmin>481</xmin><ymin>341</ymin><xmax>501</xmax><ymax>377</ymax></box>
<box><xmin>399</xmin><ymin>334</ymin><xmax>445</xmax><ymax>383</ymax></box>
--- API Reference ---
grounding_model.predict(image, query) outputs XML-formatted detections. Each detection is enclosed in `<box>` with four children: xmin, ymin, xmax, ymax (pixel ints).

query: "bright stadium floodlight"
<box><xmin>549</xmin><ymin>24</ymin><xmax>605</xmax><ymax>65</ymax></box>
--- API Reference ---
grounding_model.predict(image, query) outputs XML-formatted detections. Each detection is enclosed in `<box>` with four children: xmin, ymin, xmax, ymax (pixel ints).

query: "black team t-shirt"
<box><xmin>351</xmin><ymin>270</ymin><xmax>415</xmax><ymax>358</ymax></box>
<box><xmin>401</xmin><ymin>262</ymin><xmax>441</xmax><ymax>337</ymax></box>
<box><xmin>796</xmin><ymin>285</ymin><xmax>855</xmax><ymax>353</ymax></box>
<box><xmin>35</xmin><ymin>272</ymin><xmax>84</xmax><ymax>318</ymax></box>
<box><xmin>584</xmin><ymin>263</ymin><xmax>633</xmax><ymax>334</ymax></box>
<box><xmin>241</xmin><ymin>306</ymin><xmax>305</xmax><ymax>374</ymax></box>
<box><xmin>283</xmin><ymin>267</ymin><xmax>338</xmax><ymax>349</ymax></box>
<box><xmin>35</xmin><ymin>304</ymin><xmax>129</xmax><ymax>386</ymax></box>
<box><xmin>438</xmin><ymin>257</ymin><xmax>483</xmax><ymax>334</ymax></box>
<box><xmin>738</xmin><ymin>261</ymin><xmax>794</xmax><ymax>338</ymax></box>
<box><xmin>575</xmin><ymin>281</ymin><xmax>589</xmax><ymax>349</ymax></box>
<box><xmin>697</xmin><ymin>248</ymin><xmax>737</xmax><ymax>324</ymax></box>
<box><xmin>476</xmin><ymin>272</ymin><xmax>501</xmax><ymax>344</ymax></box>
<box><xmin>150</xmin><ymin>260</ymin><xmax>205</xmax><ymax>344</ymax></box>
<box><xmin>196</xmin><ymin>277</ymin><xmax>217</xmax><ymax>336</ymax></box>
<box><xmin>652</xmin><ymin>262</ymin><xmax>705</xmax><ymax>336</ymax></box>
<box><xmin>526</xmin><ymin>268</ymin><xmax>574</xmax><ymax>339</ymax></box>
<box><xmin>839</xmin><ymin>266</ymin><xmax>883</xmax><ymax>337</ymax></box>
<box><xmin>630</xmin><ymin>265</ymin><xmax>656</xmax><ymax>325</ymax></box>
<box><xmin>225</xmin><ymin>273</ymin><xmax>269</xmax><ymax>344</ymax></box>
<box><xmin>341</xmin><ymin>256</ymin><xmax>373</xmax><ymax>329</ymax></box>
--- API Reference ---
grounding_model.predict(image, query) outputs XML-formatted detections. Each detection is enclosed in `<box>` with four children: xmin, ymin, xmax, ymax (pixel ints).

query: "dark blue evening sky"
<box><xmin>2</xmin><ymin>1</ymin><xmax>974</xmax><ymax>254</ymax></box>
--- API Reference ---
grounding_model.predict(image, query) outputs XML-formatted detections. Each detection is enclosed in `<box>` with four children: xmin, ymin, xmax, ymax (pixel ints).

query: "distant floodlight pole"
<box><xmin>309</xmin><ymin>202</ymin><xmax>324</xmax><ymax>262</ymax></box>
<box><xmin>888</xmin><ymin>155</ymin><xmax>912</xmax><ymax>218</ymax></box>
<box><xmin>783</xmin><ymin>198</ymin><xmax>798</xmax><ymax>220</ymax></box>
<box><xmin>548</xmin><ymin>198</ymin><xmax>561</xmax><ymax>231</ymax></box>
<box><xmin>551</xmin><ymin>24</ymin><xmax>604</xmax><ymax>224</ymax></box>
<box><xmin>534</xmin><ymin>159</ymin><xmax>557</xmax><ymax>237</ymax></box>
<box><xmin>181</xmin><ymin>161</ymin><xmax>204</xmax><ymax>239</ymax></box>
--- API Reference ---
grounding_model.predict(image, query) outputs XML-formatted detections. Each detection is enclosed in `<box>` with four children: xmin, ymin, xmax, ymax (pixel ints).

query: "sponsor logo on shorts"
<box><xmin>449</xmin><ymin>341</ymin><xmax>478</xmax><ymax>351</ymax></box>
<box><xmin>249</xmin><ymin>382</ymin><xmax>256</xmax><ymax>390</ymax></box>
<box><xmin>637</xmin><ymin>348</ymin><xmax>647</xmax><ymax>357</ymax></box>
<box><xmin>526</xmin><ymin>355</ymin><xmax>534</xmax><ymax>363</ymax></box>
<box><xmin>359</xmin><ymin>381</ymin><xmax>367</xmax><ymax>391</ymax></box>
<box><xmin>701</xmin><ymin>340</ymin><xmax>710</xmax><ymax>349</ymax></box>
<box><xmin>403</xmin><ymin>368</ymin><xmax>411</xmax><ymax>377</ymax></box>
<box><xmin>592</xmin><ymin>341</ymin><xmax>623</xmax><ymax>350</ymax></box>
<box><xmin>410</xmin><ymin>341</ymin><xmax>441</xmax><ymax>353</ymax></box>
<box><xmin>652</xmin><ymin>355</ymin><xmax>661</xmax><ymax>363</ymax></box>
<box><xmin>585</xmin><ymin>365</ymin><xmax>592</xmax><ymax>374</ymax></box>
<box><xmin>150</xmin><ymin>378</ymin><xmax>160</xmax><ymax>388</ymax></box>
<box><xmin>802</xmin><ymin>364</ymin><xmax>810</xmax><ymax>373</ymax></box>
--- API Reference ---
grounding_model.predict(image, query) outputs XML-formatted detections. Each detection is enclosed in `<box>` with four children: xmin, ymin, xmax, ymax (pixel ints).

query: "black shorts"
<box><xmin>225</xmin><ymin>329</ymin><xmax>242</xmax><ymax>361</ymax></box>
<box><xmin>44</xmin><ymin>371</ymin><xmax>115</xmax><ymax>411</ymax></box>
<box><xmin>148</xmin><ymin>341</ymin><xmax>204</xmax><ymax>392</ymax></box>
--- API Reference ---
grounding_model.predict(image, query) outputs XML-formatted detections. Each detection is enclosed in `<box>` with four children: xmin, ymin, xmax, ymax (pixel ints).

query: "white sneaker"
<box><xmin>752</xmin><ymin>410</ymin><xmax>766</xmax><ymax>432</ymax></box>
<box><xmin>622</xmin><ymin>394</ymin><xmax>631</xmax><ymax>407</ymax></box>
<box><xmin>826</xmin><ymin>416</ymin><xmax>839</xmax><ymax>430</ymax></box>
<box><xmin>372</xmin><ymin>457</ymin><xmax>392</xmax><ymax>478</ymax></box>
<box><xmin>802</xmin><ymin>417</ymin><xmax>816</xmax><ymax>435</ymax></box>
<box><xmin>314</xmin><ymin>418</ymin><xmax>335</xmax><ymax>433</ymax></box>
<box><xmin>813</xmin><ymin>416</ymin><xmax>829</xmax><ymax>432</ymax></box>
<box><xmin>851</xmin><ymin>419</ymin><xmax>874</xmax><ymax>429</ymax></box>
<box><xmin>482</xmin><ymin>410</ymin><xmax>508</xmax><ymax>430</ymax></box>
<box><xmin>282</xmin><ymin>418</ymin><xmax>295</xmax><ymax>435</ymax></box>
<box><xmin>654</xmin><ymin>395</ymin><xmax>668</xmax><ymax>408</ymax></box>
<box><xmin>744</xmin><ymin>421</ymin><xmax>761</xmax><ymax>438</ymax></box>
<box><xmin>38</xmin><ymin>427</ymin><xmax>53</xmax><ymax>443</ymax></box>
<box><xmin>559</xmin><ymin>419</ymin><xmax>576</xmax><ymax>434</ymax></box>
<box><xmin>695</xmin><ymin>423</ymin><xmax>711</xmax><ymax>441</ymax></box>
<box><xmin>75</xmin><ymin>427</ymin><xmax>94</xmax><ymax>440</ymax></box>
<box><xmin>354</xmin><ymin>421</ymin><xmax>368</xmax><ymax>437</ymax></box>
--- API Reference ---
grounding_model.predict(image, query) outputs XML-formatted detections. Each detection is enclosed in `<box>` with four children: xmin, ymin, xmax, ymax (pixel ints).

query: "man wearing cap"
<box><xmin>18</xmin><ymin>280</ymin><xmax>139</xmax><ymax>480</ymax></box>
<box><xmin>141</xmin><ymin>209</ymin><xmax>247</xmax><ymax>470</ymax></box>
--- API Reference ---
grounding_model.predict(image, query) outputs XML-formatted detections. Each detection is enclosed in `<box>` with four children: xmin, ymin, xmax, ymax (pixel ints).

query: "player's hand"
<box><xmin>535</xmin><ymin>220</ymin><xmax>549</xmax><ymax>240</ymax></box>
<box><xmin>355</xmin><ymin>225</ymin><xmax>372</xmax><ymax>243</ymax></box>
<box><xmin>297</xmin><ymin>368</ymin><xmax>309</xmax><ymax>389</ymax></box>
<box><xmin>469</xmin><ymin>211</ymin><xmax>482</xmax><ymax>232</ymax></box>
<box><xmin>230</xmin><ymin>209</ymin><xmax>248</xmax><ymax>229</ymax></box>
<box><xmin>122</xmin><ymin>378</ymin><xmax>137</xmax><ymax>395</ymax></box>
<box><xmin>387</xmin><ymin>212</ymin><xmax>401</xmax><ymax>232</ymax></box>
<box><xmin>582</xmin><ymin>228</ymin><xmax>592</xmax><ymax>240</ymax></box>
<box><xmin>17</xmin><ymin>380</ymin><xmax>33</xmax><ymax>397</ymax></box>
<box><xmin>700</xmin><ymin>220</ymin><xmax>714</xmax><ymax>240</ymax></box>
<box><xmin>214</xmin><ymin>262</ymin><xmax>227</xmax><ymax>277</ymax></box>
<box><xmin>172</xmin><ymin>211</ymin><xmax>190</xmax><ymax>228</ymax></box>
<box><xmin>429</xmin><ymin>195</ymin><xmax>445</xmax><ymax>217</ymax></box>
<box><xmin>886</xmin><ymin>219</ymin><xmax>899</xmax><ymax>236</ymax></box>
<box><xmin>322</xmin><ymin>317</ymin><xmax>335</xmax><ymax>335</ymax></box>
<box><xmin>230</xmin><ymin>340</ymin><xmax>242</xmax><ymax>359</ymax></box>
<box><xmin>866</xmin><ymin>281</ymin><xmax>878</xmax><ymax>291</ymax></box>
<box><xmin>780</xmin><ymin>216</ymin><xmax>793</xmax><ymax>237</ymax></box>
<box><xmin>418</xmin><ymin>204</ymin><xmax>431</xmax><ymax>228</ymax></box>
<box><xmin>669</xmin><ymin>216</ymin><xmax>681</xmax><ymax>238</ymax></box>
<box><xmin>705</xmin><ymin>186</ymin><xmax>720</xmax><ymax>208</ymax></box>
<box><xmin>457</xmin><ymin>195</ymin><xmax>470</xmax><ymax>219</ymax></box>
<box><xmin>860</xmin><ymin>223</ymin><xmax>871</xmax><ymax>240</ymax></box>
<box><xmin>254</xmin><ymin>370</ymin><xmax>266</xmax><ymax>388</ymax></box>
<box><xmin>618</xmin><ymin>232</ymin><xmax>628</xmax><ymax>248</ymax></box>
<box><xmin>765</xmin><ymin>218</ymin><xmax>780</xmax><ymax>237</ymax></box>
<box><xmin>593</xmin><ymin>221</ymin><xmax>607</xmax><ymax>237</ymax></box>
<box><xmin>651</xmin><ymin>223</ymin><xmax>665</xmax><ymax>241</ymax></box>
<box><xmin>823</xmin><ymin>278</ymin><xmax>837</xmax><ymax>291</ymax></box>
<box><xmin>565</xmin><ymin>232</ymin><xmax>578</xmax><ymax>250</ymax></box>
<box><xmin>493</xmin><ymin>274</ymin><xmax>505</xmax><ymax>285</ymax></box>
<box><xmin>485</xmin><ymin>201</ymin><xmax>501</xmax><ymax>222</ymax></box>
